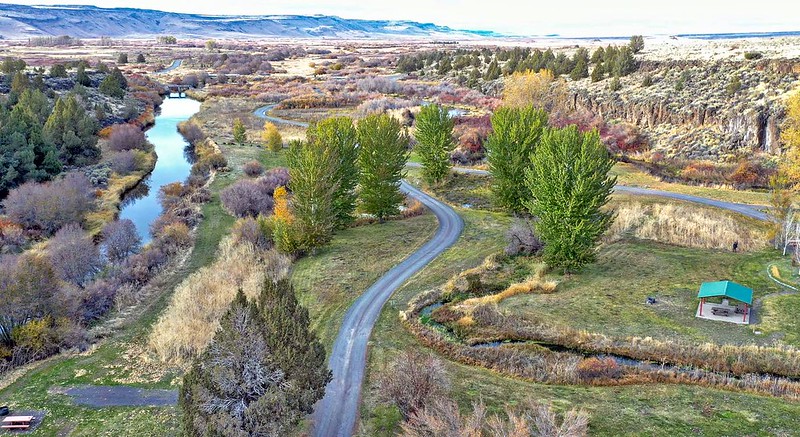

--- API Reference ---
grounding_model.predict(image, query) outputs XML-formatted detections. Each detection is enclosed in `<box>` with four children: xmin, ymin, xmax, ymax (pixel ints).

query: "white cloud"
<box><xmin>7</xmin><ymin>0</ymin><xmax>800</xmax><ymax>36</ymax></box>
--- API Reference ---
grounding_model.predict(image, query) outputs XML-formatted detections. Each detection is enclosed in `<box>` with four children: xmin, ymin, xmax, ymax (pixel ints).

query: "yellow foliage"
<box><xmin>461</xmin><ymin>277</ymin><xmax>558</xmax><ymax>307</ymax></box>
<box><xmin>781</xmin><ymin>90</ymin><xmax>800</xmax><ymax>187</ymax></box>
<box><xmin>262</xmin><ymin>121</ymin><xmax>283</xmax><ymax>152</ymax></box>
<box><xmin>273</xmin><ymin>186</ymin><xmax>292</xmax><ymax>222</ymax></box>
<box><xmin>502</xmin><ymin>69</ymin><xmax>568</xmax><ymax>113</ymax></box>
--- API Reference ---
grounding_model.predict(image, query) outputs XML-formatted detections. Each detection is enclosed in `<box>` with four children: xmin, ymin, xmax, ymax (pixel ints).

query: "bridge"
<box><xmin>165</xmin><ymin>84</ymin><xmax>192</xmax><ymax>98</ymax></box>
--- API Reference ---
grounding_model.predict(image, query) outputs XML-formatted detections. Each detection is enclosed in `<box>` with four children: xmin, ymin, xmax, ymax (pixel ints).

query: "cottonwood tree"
<box><xmin>486</xmin><ymin>106</ymin><xmax>548</xmax><ymax>214</ymax></box>
<box><xmin>307</xmin><ymin>117</ymin><xmax>359</xmax><ymax>228</ymax></box>
<box><xmin>414</xmin><ymin>104</ymin><xmax>454</xmax><ymax>185</ymax></box>
<box><xmin>258</xmin><ymin>279</ymin><xmax>331</xmax><ymax>416</ymax></box>
<box><xmin>357</xmin><ymin>114</ymin><xmax>409</xmax><ymax>220</ymax></box>
<box><xmin>502</xmin><ymin>69</ymin><xmax>568</xmax><ymax>113</ymax></box>
<box><xmin>232</xmin><ymin>118</ymin><xmax>247</xmax><ymax>144</ymax></box>
<box><xmin>287</xmin><ymin>139</ymin><xmax>339</xmax><ymax>252</ymax></box>
<box><xmin>262</xmin><ymin>121</ymin><xmax>283</xmax><ymax>152</ymax></box>
<box><xmin>781</xmin><ymin>91</ymin><xmax>800</xmax><ymax>187</ymax></box>
<box><xmin>525</xmin><ymin>126</ymin><xmax>616</xmax><ymax>271</ymax></box>
<box><xmin>179</xmin><ymin>291</ymin><xmax>295</xmax><ymax>436</ymax></box>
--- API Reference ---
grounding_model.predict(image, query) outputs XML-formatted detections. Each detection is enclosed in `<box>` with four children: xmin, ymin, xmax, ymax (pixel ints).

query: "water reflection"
<box><xmin>118</xmin><ymin>98</ymin><xmax>201</xmax><ymax>243</ymax></box>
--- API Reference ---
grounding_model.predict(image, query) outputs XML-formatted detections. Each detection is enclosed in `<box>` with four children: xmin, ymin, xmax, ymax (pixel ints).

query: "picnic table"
<box><xmin>1</xmin><ymin>415</ymin><xmax>33</xmax><ymax>430</ymax></box>
<box><xmin>711</xmin><ymin>307</ymin><xmax>732</xmax><ymax>317</ymax></box>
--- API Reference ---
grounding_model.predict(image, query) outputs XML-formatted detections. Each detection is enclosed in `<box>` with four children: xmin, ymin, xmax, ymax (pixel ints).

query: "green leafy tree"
<box><xmin>414</xmin><ymin>104</ymin><xmax>454</xmax><ymax>185</ymax></box>
<box><xmin>486</xmin><ymin>106</ymin><xmax>549</xmax><ymax>214</ymax></box>
<box><xmin>629</xmin><ymin>35</ymin><xmax>645</xmax><ymax>54</ymax></box>
<box><xmin>287</xmin><ymin>139</ymin><xmax>339</xmax><ymax>252</ymax></box>
<box><xmin>356</xmin><ymin>114</ymin><xmax>409</xmax><ymax>220</ymax></box>
<box><xmin>525</xmin><ymin>126</ymin><xmax>616</xmax><ymax>271</ymax></box>
<box><xmin>259</xmin><ymin>279</ymin><xmax>331</xmax><ymax>416</ymax></box>
<box><xmin>180</xmin><ymin>291</ymin><xmax>299</xmax><ymax>436</ymax></box>
<box><xmin>307</xmin><ymin>117</ymin><xmax>359</xmax><ymax>228</ymax></box>
<box><xmin>232</xmin><ymin>118</ymin><xmax>247</xmax><ymax>143</ymax></box>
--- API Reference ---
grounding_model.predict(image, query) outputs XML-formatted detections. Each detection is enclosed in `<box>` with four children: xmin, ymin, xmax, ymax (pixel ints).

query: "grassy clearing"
<box><xmin>292</xmin><ymin>213</ymin><xmax>438</xmax><ymax>349</ymax></box>
<box><xmin>360</xmin><ymin>208</ymin><xmax>800</xmax><ymax>436</ymax></box>
<box><xmin>501</xmin><ymin>241</ymin><xmax>782</xmax><ymax>346</ymax></box>
<box><xmin>612</xmin><ymin>162</ymin><xmax>773</xmax><ymax>206</ymax></box>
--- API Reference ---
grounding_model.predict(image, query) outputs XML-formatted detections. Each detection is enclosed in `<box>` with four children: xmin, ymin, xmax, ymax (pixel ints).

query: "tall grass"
<box><xmin>149</xmin><ymin>238</ymin><xmax>290</xmax><ymax>364</ymax></box>
<box><xmin>606</xmin><ymin>201</ymin><xmax>767</xmax><ymax>251</ymax></box>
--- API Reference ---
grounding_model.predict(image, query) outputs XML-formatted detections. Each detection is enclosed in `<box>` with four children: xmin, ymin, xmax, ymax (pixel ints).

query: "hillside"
<box><xmin>0</xmin><ymin>4</ymin><xmax>500</xmax><ymax>39</ymax></box>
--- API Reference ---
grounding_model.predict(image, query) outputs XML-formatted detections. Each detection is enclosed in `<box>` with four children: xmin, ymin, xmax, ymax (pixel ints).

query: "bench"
<box><xmin>2</xmin><ymin>415</ymin><xmax>33</xmax><ymax>430</ymax></box>
<box><xmin>711</xmin><ymin>307</ymin><xmax>731</xmax><ymax>316</ymax></box>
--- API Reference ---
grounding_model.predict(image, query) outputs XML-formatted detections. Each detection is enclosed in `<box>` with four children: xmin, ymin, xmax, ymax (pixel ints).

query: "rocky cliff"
<box><xmin>570</xmin><ymin>59</ymin><xmax>800</xmax><ymax>160</ymax></box>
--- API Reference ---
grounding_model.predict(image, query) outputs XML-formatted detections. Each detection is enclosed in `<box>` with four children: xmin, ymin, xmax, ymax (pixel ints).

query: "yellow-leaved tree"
<box><xmin>502</xmin><ymin>69</ymin><xmax>568</xmax><ymax>114</ymax></box>
<box><xmin>781</xmin><ymin>90</ymin><xmax>800</xmax><ymax>187</ymax></box>
<box><xmin>262</xmin><ymin>122</ymin><xmax>283</xmax><ymax>152</ymax></box>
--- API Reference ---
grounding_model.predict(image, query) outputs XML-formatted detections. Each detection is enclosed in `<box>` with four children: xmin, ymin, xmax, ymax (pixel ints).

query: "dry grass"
<box><xmin>460</xmin><ymin>277</ymin><xmax>558</xmax><ymax>307</ymax></box>
<box><xmin>606</xmin><ymin>200</ymin><xmax>768</xmax><ymax>251</ymax></box>
<box><xmin>148</xmin><ymin>238</ymin><xmax>290</xmax><ymax>364</ymax></box>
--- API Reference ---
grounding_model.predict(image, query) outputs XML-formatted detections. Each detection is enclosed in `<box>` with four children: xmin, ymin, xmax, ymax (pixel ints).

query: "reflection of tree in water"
<box><xmin>120</xmin><ymin>176</ymin><xmax>151</xmax><ymax>209</ymax></box>
<box><xmin>184</xmin><ymin>143</ymin><xmax>198</xmax><ymax>164</ymax></box>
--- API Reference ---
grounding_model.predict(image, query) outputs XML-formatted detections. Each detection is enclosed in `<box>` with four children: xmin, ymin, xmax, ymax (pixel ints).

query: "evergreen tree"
<box><xmin>484</xmin><ymin>59</ymin><xmax>501</xmax><ymax>81</ymax></box>
<box><xmin>613</xmin><ymin>46</ymin><xmax>637</xmax><ymax>77</ymax></box>
<box><xmin>629</xmin><ymin>35</ymin><xmax>645</xmax><ymax>54</ymax></box>
<box><xmin>43</xmin><ymin>94</ymin><xmax>99</xmax><ymax>166</ymax></box>
<box><xmin>306</xmin><ymin>117</ymin><xmax>359</xmax><ymax>229</ymax></box>
<box><xmin>525</xmin><ymin>126</ymin><xmax>616</xmax><ymax>271</ymax></box>
<box><xmin>414</xmin><ymin>104</ymin><xmax>454</xmax><ymax>185</ymax></box>
<box><xmin>136</xmin><ymin>53</ymin><xmax>146</xmax><ymax>63</ymax></box>
<box><xmin>75</xmin><ymin>65</ymin><xmax>91</xmax><ymax>86</ymax></box>
<box><xmin>117</xmin><ymin>53</ymin><xmax>128</xmax><ymax>64</ymax></box>
<box><xmin>179</xmin><ymin>291</ymin><xmax>299</xmax><ymax>436</ymax></box>
<box><xmin>356</xmin><ymin>114</ymin><xmax>409</xmax><ymax>220</ymax></box>
<box><xmin>486</xmin><ymin>106</ymin><xmax>548</xmax><ymax>214</ymax></box>
<box><xmin>590</xmin><ymin>47</ymin><xmax>605</xmax><ymax>64</ymax></box>
<box><xmin>591</xmin><ymin>63</ymin><xmax>605</xmax><ymax>82</ymax></box>
<box><xmin>49</xmin><ymin>63</ymin><xmax>67</xmax><ymax>78</ymax></box>
<box><xmin>286</xmin><ymin>139</ymin><xmax>339</xmax><ymax>252</ymax></box>
<box><xmin>258</xmin><ymin>279</ymin><xmax>331</xmax><ymax>416</ymax></box>
<box><xmin>99</xmin><ymin>72</ymin><xmax>125</xmax><ymax>98</ymax></box>
<box><xmin>232</xmin><ymin>118</ymin><xmax>247</xmax><ymax>143</ymax></box>
<box><xmin>570</xmin><ymin>49</ymin><xmax>589</xmax><ymax>81</ymax></box>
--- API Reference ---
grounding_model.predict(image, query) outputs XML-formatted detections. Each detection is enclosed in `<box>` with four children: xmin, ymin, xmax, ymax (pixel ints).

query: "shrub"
<box><xmin>504</xmin><ymin>219</ymin><xmax>544</xmax><ymax>256</ymax></box>
<box><xmin>642</xmin><ymin>74</ymin><xmax>653</xmax><ymax>87</ymax></box>
<box><xmin>257</xmin><ymin>167</ymin><xmax>290</xmax><ymax>195</ymax></box>
<box><xmin>4</xmin><ymin>173</ymin><xmax>94</xmax><ymax>235</ymax></box>
<box><xmin>202</xmin><ymin>152</ymin><xmax>227</xmax><ymax>170</ymax></box>
<box><xmin>576</xmin><ymin>357</ymin><xmax>622</xmax><ymax>381</ymax></box>
<box><xmin>101</xmin><ymin>219</ymin><xmax>142</xmax><ymax>263</ymax></box>
<box><xmin>729</xmin><ymin>160</ymin><xmax>762</xmax><ymax>187</ymax></box>
<box><xmin>48</xmin><ymin>223</ymin><xmax>102</xmax><ymax>286</ymax></box>
<box><xmin>156</xmin><ymin>222</ymin><xmax>192</xmax><ymax>254</ymax></box>
<box><xmin>378</xmin><ymin>349</ymin><xmax>449</xmax><ymax>418</ymax></box>
<box><xmin>220</xmin><ymin>179</ymin><xmax>274</xmax><ymax>218</ymax></box>
<box><xmin>232</xmin><ymin>216</ymin><xmax>272</xmax><ymax>250</ymax></box>
<box><xmin>108</xmin><ymin>124</ymin><xmax>147</xmax><ymax>151</ymax></box>
<box><xmin>177</xmin><ymin>121</ymin><xmax>206</xmax><ymax>145</ymax></box>
<box><xmin>243</xmin><ymin>160</ymin><xmax>265</xmax><ymax>177</ymax></box>
<box><xmin>744</xmin><ymin>51</ymin><xmax>763</xmax><ymax>60</ymax></box>
<box><xmin>109</xmin><ymin>150</ymin><xmax>138</xmax><ymax>174</ymax></box>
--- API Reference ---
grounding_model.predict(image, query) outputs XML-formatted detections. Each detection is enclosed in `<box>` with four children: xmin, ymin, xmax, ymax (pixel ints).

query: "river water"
<box><xmin>118</xmin><ymin>97</ymin><xmax>201</xmax><ymax>243</ymax></box>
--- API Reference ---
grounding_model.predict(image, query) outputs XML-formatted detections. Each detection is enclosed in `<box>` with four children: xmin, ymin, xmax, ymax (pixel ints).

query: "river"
<box><xmin>119</xmin><ymin>97</ymin><xmax>201</xmax><ymax>243</ymax></box>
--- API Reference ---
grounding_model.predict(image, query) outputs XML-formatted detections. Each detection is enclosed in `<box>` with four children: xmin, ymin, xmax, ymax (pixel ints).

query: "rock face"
<box><xmin>570</xmin><ymin>59</ymin><xmax>800</xmax><ymax>160</ymax></box>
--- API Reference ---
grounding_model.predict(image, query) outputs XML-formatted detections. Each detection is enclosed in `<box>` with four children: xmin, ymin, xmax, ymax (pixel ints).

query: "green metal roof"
<box><xmin>697</xmin><ymin>281</ymin><xmax>753</xmax><ymax>305</ymax></box>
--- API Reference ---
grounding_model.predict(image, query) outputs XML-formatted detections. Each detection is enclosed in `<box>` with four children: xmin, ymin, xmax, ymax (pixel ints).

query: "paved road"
<box><xmin>156</xmin><ymin>59</ymin><xmax>182</xmax><ymax>74</ymax></box>
<box><xmin>311</xmin><ymin>182</ymin><xmax>463</xmax><ymax>437</ymax></box>
<box><xmin>252</xmin><ymin>105</ymin><xmax>464</xmax><ymax>436</ymax></box>
<box><xmin>64</xmin><ymin>385</ymin><xmax>177</xmax><ymax>407</ymax></box>
<box><xmin>405</xmin><ymin>162</ymin><xmax>770</xmax><ymax>221</ymax></box>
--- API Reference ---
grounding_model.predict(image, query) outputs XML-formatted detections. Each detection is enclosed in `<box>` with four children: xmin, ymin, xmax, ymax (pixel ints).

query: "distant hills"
<box><xmin>0</xmin><ymin>4</ymin><xmax>501</xmax><ymax>39</ymax></box>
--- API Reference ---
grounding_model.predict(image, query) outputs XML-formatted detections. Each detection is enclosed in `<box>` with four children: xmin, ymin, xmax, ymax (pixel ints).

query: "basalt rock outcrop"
<box><xmin>570</xmin><ymin>59</ymin><xmax>800</xmax><ymax>160</ymax></box>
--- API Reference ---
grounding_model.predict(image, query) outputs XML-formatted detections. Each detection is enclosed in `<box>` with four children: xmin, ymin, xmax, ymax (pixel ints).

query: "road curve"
<box><xmin>156</xmin><ymin>59</ymin><xmax>182</xmax><ymax>74</ymax></box>
<box><xmin>253</xmin><ymin>105</ymin><xmax>464</xmax><ymax>436</ymax></box>
<box><xmin>311</xmin><ymin>182</ymin><xmax>463</xmax><ymax>437</ymax></box>
<box><xmin>405</xmin><ymin>162</ymin><xmax>770</xmax><ymax>222</ymax></box>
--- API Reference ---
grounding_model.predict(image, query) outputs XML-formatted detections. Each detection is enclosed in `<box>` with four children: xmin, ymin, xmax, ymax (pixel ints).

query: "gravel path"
<box><xmin>405</xmin><ymin>162</ymin><xmax>770</xmax><ymax>221</ymax></box>
<box><xmin>63</xmin><ymin>385</ymin><xmax>177</xmax><ymax>408</ymax></box>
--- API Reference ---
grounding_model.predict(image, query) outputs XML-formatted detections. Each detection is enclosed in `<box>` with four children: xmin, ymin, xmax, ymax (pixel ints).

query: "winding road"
<box><xmin>253</xmin><ymin>104</ymin><xmax>772</xmax><ymax>436</ymax></box>
<box><xmin>405</xmin><ymin>162</ymin><xmax>770</xmax><ymax>222</ymax></box>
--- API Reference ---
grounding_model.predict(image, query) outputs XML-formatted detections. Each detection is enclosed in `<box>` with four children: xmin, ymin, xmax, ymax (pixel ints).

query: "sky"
<box><xmin>5</xmin><ymin>0</ymin><xmax>800</xmax><ymax>37</ymax></box>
